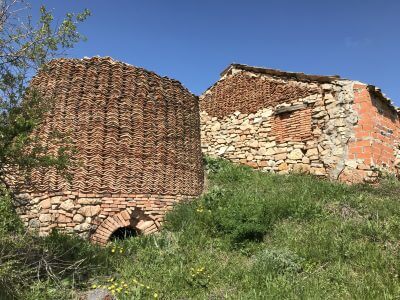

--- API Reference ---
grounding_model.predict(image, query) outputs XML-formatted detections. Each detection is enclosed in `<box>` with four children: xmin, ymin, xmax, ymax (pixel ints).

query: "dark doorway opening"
<box><xmin>110</xmin><ymin>227</ymin><xmax>138</xmax><ymax>241</ymax></box>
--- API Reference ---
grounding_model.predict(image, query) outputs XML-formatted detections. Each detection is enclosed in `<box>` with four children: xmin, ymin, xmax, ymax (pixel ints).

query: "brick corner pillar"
<box><xmin>340</xmin><ymin>83</ymin><xmax>400</xmax><ymax>183</ymax></box>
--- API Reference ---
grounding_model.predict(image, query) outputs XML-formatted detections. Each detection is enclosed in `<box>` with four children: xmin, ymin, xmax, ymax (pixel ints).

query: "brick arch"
<box><xmin>90</xmin><ymin>208</ymin><xmax>159</xmax><ymax>245</ymax></box>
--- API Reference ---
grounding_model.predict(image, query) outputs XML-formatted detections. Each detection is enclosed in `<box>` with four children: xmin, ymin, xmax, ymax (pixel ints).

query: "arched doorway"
<box><xmin>90</xmin><ymin>208</ymin><xmax>159</xmax><ymax>245</ymax></box>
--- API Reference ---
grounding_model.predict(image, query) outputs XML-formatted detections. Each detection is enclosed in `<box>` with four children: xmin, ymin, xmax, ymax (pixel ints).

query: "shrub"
<box><xmin>252</xmin><ymin>248</ymin><xmax>304</xmax><ymax>275</ymax></box>
<box><xmin>0</xmin><ymin>230</ymin><xmax>110</xmax><ymax>299</ymax></box>
<box><xmin>0</xmin><ymin>193</ymin><xmax>23</xmax><ymax>235</ymax></box>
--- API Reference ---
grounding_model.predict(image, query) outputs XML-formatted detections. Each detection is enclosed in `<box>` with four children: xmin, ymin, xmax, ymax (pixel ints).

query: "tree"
<box><xmin>0</xmin><ymin>0</ymin><xmax>90</xmax><ymax>192</ymax></box>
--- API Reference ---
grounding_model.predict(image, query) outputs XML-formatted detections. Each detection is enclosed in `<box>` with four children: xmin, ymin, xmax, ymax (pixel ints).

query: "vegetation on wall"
<box><xmin>0</xmin><ymin>1</ymin><xmax>91</xmax><ymax>297</ymax></box>
<box><xmin>0</xmin><ymin>0</ymin><xmax>90</xmax><ymax>191</ymax></box>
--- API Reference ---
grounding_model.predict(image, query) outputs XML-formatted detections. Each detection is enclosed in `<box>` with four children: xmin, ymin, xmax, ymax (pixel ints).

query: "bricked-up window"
<box><xmin>273</xmin><ymin>108</ymin><xmax>312</xmax><ymax>143</ymax></box>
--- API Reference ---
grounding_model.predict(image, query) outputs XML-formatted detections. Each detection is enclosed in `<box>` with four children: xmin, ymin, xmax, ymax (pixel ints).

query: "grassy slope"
<box><xmin>1</xmin><ymin>158</ymin><xmax>400</xmax><ymax>299</ymax></box>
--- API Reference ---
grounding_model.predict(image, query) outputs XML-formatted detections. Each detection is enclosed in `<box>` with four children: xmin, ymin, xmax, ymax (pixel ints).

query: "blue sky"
<box><xmin>31</xmin><ymin>1</ymin><xmax>400</xmax><ymax>105</ymax></box>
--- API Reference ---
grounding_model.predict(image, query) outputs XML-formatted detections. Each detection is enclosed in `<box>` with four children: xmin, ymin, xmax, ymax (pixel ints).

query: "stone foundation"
<box><xmin>15</xmin><ymin>192</ymin><xmax>191</xmax><ymax>245</ymax></box>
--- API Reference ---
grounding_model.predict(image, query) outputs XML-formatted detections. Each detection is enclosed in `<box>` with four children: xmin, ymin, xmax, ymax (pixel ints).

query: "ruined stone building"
<box><xmin>15</xmin><ymin>57</ymin><xmax>203</xmax><ymax>245</ymax></box>
<box><xmin>200</xmin><ymin>64</ymin><xmax>400</xmax><ymax>183</ymax></box>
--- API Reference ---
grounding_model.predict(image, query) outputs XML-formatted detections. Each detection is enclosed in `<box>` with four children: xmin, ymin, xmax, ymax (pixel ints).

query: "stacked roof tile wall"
<box><xmin>14</xmin><ymin>57</ymin><xmax>203</xmax><ymax>244</ymax></box>
<box><xmin>200</xmin><ymin>68</ymin><xmax>318</xmax><ymax>118</ymax></box>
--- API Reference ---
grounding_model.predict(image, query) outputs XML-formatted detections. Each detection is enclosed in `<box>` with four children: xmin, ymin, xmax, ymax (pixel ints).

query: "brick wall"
<box><xmin>272</xmin><ymin>108</ymin><xmax>312</xmax><ymax>143</ymax></box>
<box><xmin>340</xmin><ymin>84</ymin><xmax>400</xmax><ymax>182</ymax></box>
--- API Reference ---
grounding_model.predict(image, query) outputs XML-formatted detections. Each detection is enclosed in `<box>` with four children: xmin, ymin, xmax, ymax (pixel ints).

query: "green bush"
<box><xmin>168</xmin><ymin>158</ymin><xmax>327</xmax><ymax>247</ymax></box>
<box><xmin>0</xmin><ymin>193</ymin><xmax>23</xmax><ymax>235</ymax></box>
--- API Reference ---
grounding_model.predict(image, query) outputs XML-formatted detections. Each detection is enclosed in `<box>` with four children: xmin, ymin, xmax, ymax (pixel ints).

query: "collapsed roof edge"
<box><xmin>221</xmin><ymin>63</ymin><xmax>342</xmax><ymax>83</ymax></box>
<box><xmin>202</xmin><ymin>63</ymin><xmax>399</xmax><ymax>114</ymax></box>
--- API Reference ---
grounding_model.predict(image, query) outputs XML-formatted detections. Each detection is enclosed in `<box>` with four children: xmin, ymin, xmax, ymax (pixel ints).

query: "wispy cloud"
<box><xmin>345</xmin><ymin>37</ymin><xmax>373</xmax><ymax>48</ymax></box>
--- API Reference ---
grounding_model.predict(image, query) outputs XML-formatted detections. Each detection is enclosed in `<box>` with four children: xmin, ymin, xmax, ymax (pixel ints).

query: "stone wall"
<box><xmin>15</xmin><ymin>191</ymin><xmax>190</xmax><ymax>245</ymax></box>
<box><xmin>200</xmin><ymin>64</ymin><xmax>400</xmax><ymax>183</ymax></box>
<box><xmin>14</xmin><ymin>57</ymin><xmax>203</xmax><ymax>244</ymax></box>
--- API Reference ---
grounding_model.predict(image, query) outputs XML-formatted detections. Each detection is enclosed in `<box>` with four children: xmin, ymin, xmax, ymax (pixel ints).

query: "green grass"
<box><xmin>1</xmin><ymin>157</ymin><xmax>400</xmax><ymax>299</ymax></box>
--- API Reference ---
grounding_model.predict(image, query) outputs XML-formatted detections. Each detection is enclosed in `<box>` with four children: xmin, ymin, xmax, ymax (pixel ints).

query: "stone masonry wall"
<box><xmin>200</xmin><ymin>66</ymin><xmax>399</xmax><ymax>183</ymax></box>
<box><xmin>15</xmin><ymin>191</ymin><xmax>191</xmax><ymax>245</ymax></box>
